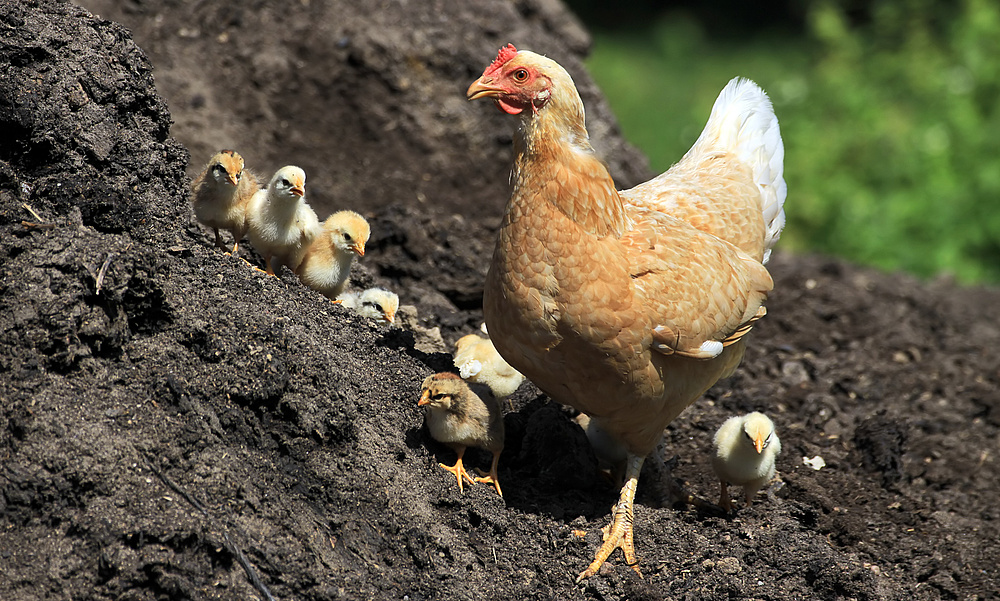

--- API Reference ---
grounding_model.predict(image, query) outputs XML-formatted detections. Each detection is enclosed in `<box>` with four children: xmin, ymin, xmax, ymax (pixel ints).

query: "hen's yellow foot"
<box><xmin>576</xmin><ymin>455</ymin><xmax>644</xmax><ymax>583</ymax></box>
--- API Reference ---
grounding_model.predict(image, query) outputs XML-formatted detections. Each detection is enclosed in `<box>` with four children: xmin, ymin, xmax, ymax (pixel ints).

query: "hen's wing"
<box><xmin>621</xmin><ymin>78</ymin><xmax>786</xmax><ymax>264</ymax></box>
<box><xmin>620</xmin><ymin>208</ymin><xmax>773</xmax><ymax>359</ymax></box>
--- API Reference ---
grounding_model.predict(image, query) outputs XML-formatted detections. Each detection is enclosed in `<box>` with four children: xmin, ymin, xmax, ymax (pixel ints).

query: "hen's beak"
<box><xmin>418</xmin><ymin>390</ymin><xmax>431</xmax><ymax>406</ymax></box>
<box><xmin>467</xmin><ymin>77</ymin><xmax>504</xmax><ymax>101</ymax></box>
<box><xmin>754</xmin><ymin>435</ymin><xmax>765</xmax><ymax>454</ymax></box>
<box><xmin>352</xmin><ymin>241</ymin><xmax>365</xmax><ymax>257</ymax></box>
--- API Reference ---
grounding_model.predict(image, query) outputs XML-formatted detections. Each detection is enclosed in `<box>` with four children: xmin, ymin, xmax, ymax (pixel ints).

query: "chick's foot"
<box><xmin>439</xmin><ymin>449</ymin><xmax>476</xmax><ymax>493</ymax></box>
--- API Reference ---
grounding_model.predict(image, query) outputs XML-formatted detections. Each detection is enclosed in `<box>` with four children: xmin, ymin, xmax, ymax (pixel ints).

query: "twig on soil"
<box><xmin>143</xmin><ymin>457</ymin><xmax>277</xmax><ymax>601</ymax></box>
<box><xmin>21</xmin><ymin>203</ymin><xmax>45</xmax><ymax>222</ymax></box>
<box><xmin>95</xmin><ymin>253</ymin><xmax>115</xmax><ymax>295</ymax></box>
<box><xmin>21</xmin><ymin>203</ymin><xmax>56</xmax><ymax>230</ymax></box>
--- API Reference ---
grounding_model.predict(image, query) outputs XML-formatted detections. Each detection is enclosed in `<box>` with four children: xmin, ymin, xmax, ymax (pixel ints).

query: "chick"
<box><xmin>453</xmin><ymin>334</ymin><xmax>525</xmax><ymax>399</ymax></box>
<box><xmin>245</xmin><ymin>166</ymin><xmax>320</xmax><ymax>275</ymax></box>
<box><xmin>712</xmin><ymin>412</ymin><xmax>781</xmax><ymax>511</ymax></box>
<box><xmin>338</xmin><ymin>287</ymin><xmax>399</xmax><ymax>324</ymax></box>
<box><xmin>296</xmin><ymin>210</ymin><xmax>371</xmax><ymax>300</ymax></box>
<box><xmin>191</xmin><ymin>150</ymin><xmax>259</xmax><ymax>254</ymax></box>
<box><xmin>418</xmin><ymin>372</ymin><xmax>505</xmax><ymax>496</ymax></box>
<box><xmin>575</xmin><ymin>413</ymin><xmax>628</xmax><ymax>486</ymax></box>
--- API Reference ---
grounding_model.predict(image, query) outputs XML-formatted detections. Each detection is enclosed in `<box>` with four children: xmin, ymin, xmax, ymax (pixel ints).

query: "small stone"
<box><xmin>717</xmin><ymin>556</ymin><xmax>741</xmax><ymax>575</ymax></box>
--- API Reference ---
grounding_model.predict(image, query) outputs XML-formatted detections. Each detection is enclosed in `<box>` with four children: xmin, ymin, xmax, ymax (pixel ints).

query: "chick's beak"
<box><xmin>384</xmin><ymin>308</ymin><xmax>396</xmax><ymax>325</ymax></box>
<box><xmin>467</xmin><ymin>77</ymin><xmax>504</xmax><ymax>101</ymax></box>
<box><xmin>290</xmin><ymin>186</ymin><xmax>305</xmax><ymax>197</ymax></box>
<box><xmin>227</xmin><ymin>173</ymin><xmax>240</xmax><ymax>186</ymax></box>
<box><xmin>754</xmin><ymin>435</ymin><xmax>765</xmax><ymax>454</ymax></box>
<box><xmin>352</xmin><ymin>242</ymin><xmax>365</xmax><ymax>257</ymax></box>
<box><xmin>418</xmin><ymin>390</ymin><xmax>431</xmax><ymax>406</ymax></box>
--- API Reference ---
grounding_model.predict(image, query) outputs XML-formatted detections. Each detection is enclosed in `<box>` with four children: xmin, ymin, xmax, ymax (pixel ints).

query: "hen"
<box><xmin>467</xmin><ymin>45</ymin><xmax>785</xmax><ymax>581</ymax></box>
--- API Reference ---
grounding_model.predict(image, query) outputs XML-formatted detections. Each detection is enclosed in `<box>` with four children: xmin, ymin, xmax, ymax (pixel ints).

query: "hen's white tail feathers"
<box><xmin>693</xmin><ymin>78</ymin><xmax>787</xmax><ymax>263</ymax></box>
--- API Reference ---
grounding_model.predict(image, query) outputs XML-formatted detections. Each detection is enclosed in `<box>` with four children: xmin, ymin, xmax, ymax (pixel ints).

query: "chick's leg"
<box><xmin>212</xmin><ymin>228</ymin><xmax>227</xmax><ymax>251</ymax></box>
<box><xmin>439</xmin><ymin>445</ymin><xmax>476</xmax><ymax>493</ymax></box>
<box><xmin>474</xmin><ymin>450</ymin><xmax>503</xmax><ymax>497</ymax></box>
<box><xmin>719</xmin><ymin>480</ymin><xmax>732</xmax><ymax>512</ymax></box>
<box><xmin>577</xmin><ymin>453</ymin><xmax>645</xmax><ymax>583</ymax></box>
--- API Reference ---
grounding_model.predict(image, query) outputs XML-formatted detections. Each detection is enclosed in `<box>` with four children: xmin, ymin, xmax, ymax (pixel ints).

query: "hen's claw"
<box><xmin>576</xmin><ymin>454</ymin><xmax>644</xmax><ymax>583</ymax></box>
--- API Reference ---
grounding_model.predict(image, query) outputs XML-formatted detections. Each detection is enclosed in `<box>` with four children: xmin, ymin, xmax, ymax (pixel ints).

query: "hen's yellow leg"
<box><xmin>577</xmin><ymin>454</ymin><xmax>645</xmax><ymax>583</ymax></box>
<box><xmin>474</xmin><ymin>450</ymin><xmax>503</xmax><ymax>497</ymax></box>
<box><xmin>439</xmin><ymin>446</ymin><xmax>475</xmax><ymax>493</ymax></box>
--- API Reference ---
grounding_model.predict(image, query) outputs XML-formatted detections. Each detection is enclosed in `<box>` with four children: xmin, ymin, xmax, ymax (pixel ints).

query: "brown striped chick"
<box><xmin>712</xmin><ymin>412</ymin><xmax>781</xmax><ymax>511</ymax></box>
<box><xmin>191</xmin><ymin>150</ymin><xmax>259</xmax><ymax>254</ymax></box>
<box><xmin>246</xmin><ymin>166</ymin><xmax>320</xmax><ymax>275</ymax></box>
<box><xmin>338</xmin><ymin>287</ymin><xmax>399</xmax><ymax>324</ymax></box>
<box><xmin>418</xmin><ymin>372</ymin><xmax>505</xmax><ymax>496</ymax></box>
<box><xmin>453</xmin><ymin>334</ymin><xmax>525</xmax><ymax>399</ymax></box>
<box><xmin>296</xmin><ymin>211</ymin><xmax>371</xmax><ymax>300</ymax></box>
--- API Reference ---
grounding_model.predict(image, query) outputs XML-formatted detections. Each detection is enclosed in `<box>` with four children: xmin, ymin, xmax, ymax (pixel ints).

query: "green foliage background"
<box><xmin>576</xmin><ymin>0</ymin><xmax>1000</xmax><ymax>284</ymax></box>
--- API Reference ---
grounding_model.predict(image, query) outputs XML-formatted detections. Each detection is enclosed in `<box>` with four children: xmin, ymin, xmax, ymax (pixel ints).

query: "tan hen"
<box><xmin>467</xmin><ymin>44</ymin><xmax>785</xmax><ymax>581</ymax></box>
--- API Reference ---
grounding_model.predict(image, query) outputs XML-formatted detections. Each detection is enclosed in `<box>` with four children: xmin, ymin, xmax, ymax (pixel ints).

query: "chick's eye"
<box><xmin>344</xmin><ymin>233</ymin><xmax>352</xmax><ymax>241</ymax></box>
<box><xmin>512</xmin><ymin>68</ymin><xmax>529</xmax><ymax>83</ymax></box>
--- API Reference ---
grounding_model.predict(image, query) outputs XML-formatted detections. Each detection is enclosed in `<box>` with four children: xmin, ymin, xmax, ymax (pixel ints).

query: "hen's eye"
<box><xmin>512</xmin><ymin>68</ymin><xmax>529</xmax><ymax>83</ymax></box>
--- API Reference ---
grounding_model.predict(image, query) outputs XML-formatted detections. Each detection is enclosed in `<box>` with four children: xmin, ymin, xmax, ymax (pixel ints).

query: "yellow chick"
<box><xmin>453</xmin><ymin>334</ymin><xmax>525</xmax><ymax>399</ymax></box>
<box><xmin>418</xmin><ymin>372</ymin><xmax>505</xmax><ymax>496</ymax></box>
<box><xmin>712</xmin><ymin>412</ymin><xmax>781</xmax><ymax>511</ymax></box>
<box><xmin>191</xmin><ymin>150</ymin><xmax>259</xmax><ymax>254</ymax></box>
<box><xmin>296</xmin><ymin>210</ymin><xmax>371</xmax><ymax>300</ymax></box>
<box><xmin>338</xmin><ymin>287</ymin><xmax>399</xmax><ymax>324</ymax></box>
<box><xmin>246</xmin><ymin>166</ymin><xmax>320</xmax><ymax>275</ymax></box>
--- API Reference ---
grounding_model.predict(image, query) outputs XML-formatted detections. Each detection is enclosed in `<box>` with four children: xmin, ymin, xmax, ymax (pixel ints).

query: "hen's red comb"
<box><xmin>484</xmin><ymin>44</ymin><xmax>518</xmax><ymax>76</ymax></box>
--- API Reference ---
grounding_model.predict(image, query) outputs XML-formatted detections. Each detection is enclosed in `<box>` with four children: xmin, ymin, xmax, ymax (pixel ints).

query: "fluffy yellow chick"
<box><xmin>418</xmin><ymin>372</ymin><xmax>505</xmax><ymax>496</ymax></box>
<box><xmin>712</xmin><ymin>411</ymin><xmax>781</xmax><ymax>511</ymax></box>
<box><xmin>338</xmin><ymin>287</ymin><xmax>399</xmax><ymax>324</ymax></box>
<box><xmin>246</xmin><ymin>166</ymin><xmax>320</xmax><ymax>275</ymax></box>
<box><xmin>453</xmin><ymin>334</ymin><xmax>525</xmax><ymax>399</ymax></box>
<box><xmin>296</xmin><ymin>210</ymin><xmax>371</xmax><ymax>300</ymax></box>
<box><xmin>191</xmin><ymin>150</ymin><xmax>259</xmax><ymax>254</ymax></box>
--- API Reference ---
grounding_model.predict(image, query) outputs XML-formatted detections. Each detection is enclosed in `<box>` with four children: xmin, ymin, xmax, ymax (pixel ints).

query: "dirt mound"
<box><xmin>1</xmin><ymin>1</ymin><xmax>998</xmax><ymax>599</ymax></box>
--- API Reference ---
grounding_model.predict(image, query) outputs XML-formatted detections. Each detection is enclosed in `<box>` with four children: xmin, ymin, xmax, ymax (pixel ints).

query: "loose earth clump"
<box><xmin>1</xmin><ymin>1</ymin><xmax>998</xmax><ymax>599</ymax></box>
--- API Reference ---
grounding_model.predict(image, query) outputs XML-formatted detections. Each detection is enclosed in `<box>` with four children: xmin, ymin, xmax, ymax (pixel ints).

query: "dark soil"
<box><xmin>2</xmin><ymin>1</ymin><xmax>998</xmax><ymax>599</ymax></box>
